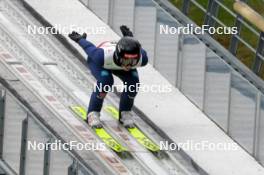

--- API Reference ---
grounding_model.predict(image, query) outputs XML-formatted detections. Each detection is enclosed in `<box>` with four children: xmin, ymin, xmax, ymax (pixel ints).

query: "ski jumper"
<box><xmin>78</xmin><ymin>38</ymin><xmax>148</xmax><ymax>116</ymax></box>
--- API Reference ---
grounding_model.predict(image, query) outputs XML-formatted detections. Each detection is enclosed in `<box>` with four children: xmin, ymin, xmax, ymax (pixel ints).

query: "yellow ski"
<box><xmin>104</xmin><ymin>105</ymin><xmax>160</xmax><ymax>152</ymax></box>
<box><xmin>70</xmin><ymin>106</ymin><xmax>127</xmax><ymax>153</ymax></box>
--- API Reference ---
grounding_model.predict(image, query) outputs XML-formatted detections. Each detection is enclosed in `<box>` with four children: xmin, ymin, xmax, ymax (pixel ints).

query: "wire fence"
<box><xmin>173</xmin><ymin>0</ymin><xmax>264</xmax><ymax>78</ymax></box>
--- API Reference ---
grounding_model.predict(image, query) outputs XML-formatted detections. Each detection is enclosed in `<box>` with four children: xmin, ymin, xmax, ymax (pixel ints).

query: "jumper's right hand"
<box><xmin>68</xmin><ymin>31</ymin><xmax>87</xmax><ymax>43</ymax></box>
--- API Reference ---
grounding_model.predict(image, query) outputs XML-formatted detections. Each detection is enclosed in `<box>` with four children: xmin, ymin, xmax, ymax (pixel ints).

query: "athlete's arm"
<box><xmin>141</xmin><ymin>48</ymin><xmax>148</xmax><ymax>66</ymax></box>
<box><xmin>68</xmin><ymin>31</ymin><xmax>104</xmax><ymax>66</ymax></box>
<box><xmin>78</xmin><ymin>39</ymin><xmax>104</xmax><ymax>66</ymax></box>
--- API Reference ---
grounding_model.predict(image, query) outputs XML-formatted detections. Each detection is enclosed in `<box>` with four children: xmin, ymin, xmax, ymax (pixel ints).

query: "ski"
<box><xmin>70</xmin><ymin>106</ymin><xmax>128</xmax><ymax>153</ymax></box>
<box><xmin>104</xmin><ymin>105</ymin><xmax>161</xmax><ymax>153</ymax></box>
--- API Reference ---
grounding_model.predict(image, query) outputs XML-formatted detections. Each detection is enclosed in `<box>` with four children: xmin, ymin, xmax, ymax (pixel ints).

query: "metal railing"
<box><xmin>156</xmin><ymin>0</ymin><xmax>264</xmax><ymax>166</ymax></box>
<box><xmin>0</xmin><ymin>82</ymin><xmax>93</xmax><ymax>175</ymax></box>
<box><xmin>179</xmin><ymin>0</ymin><xmax>264</xmax><ymax>77</ymax></box>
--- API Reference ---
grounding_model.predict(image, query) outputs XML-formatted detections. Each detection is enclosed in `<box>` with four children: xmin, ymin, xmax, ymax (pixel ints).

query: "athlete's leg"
<box><xmin>112</xmin><ymin>69</ymin><xmax>140</xmax><ymax>121</ymax></box>
<box><xmin>87</xmin><ymin>60</ymin><xmax>113</xmax><ymax>115</ymax></box>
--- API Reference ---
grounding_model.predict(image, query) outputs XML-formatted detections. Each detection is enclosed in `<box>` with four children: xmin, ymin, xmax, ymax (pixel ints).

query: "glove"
<box><xmin>68</xmin><ymin>31</ymin><xmax>87</xmax><ymax>43</ymax></box>
<box><xmin>120</xmin><ymin>25</ymin><xmax>133</xmax><ymax>37</ymax></box>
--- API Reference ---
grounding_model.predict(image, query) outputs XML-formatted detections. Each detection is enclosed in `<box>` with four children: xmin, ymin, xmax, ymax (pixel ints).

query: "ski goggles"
<box><xmin>120</xmin><ymin>53</ymin><xmax>139</xmax><ymax>66</ymax></box>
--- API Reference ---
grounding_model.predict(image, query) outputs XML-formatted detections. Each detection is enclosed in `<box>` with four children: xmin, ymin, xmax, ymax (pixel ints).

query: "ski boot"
<box><xmin>119</xmin><ymin>111</ymin><xmax>135</xmax><ymax>128</ymax></box>
<box><xmin>87</xmin><ymin>112</ymin><xmax>103</xmax><ymax>128</ymax></box>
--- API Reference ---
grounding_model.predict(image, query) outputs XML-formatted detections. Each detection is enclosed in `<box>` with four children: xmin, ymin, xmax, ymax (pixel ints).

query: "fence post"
<box><xmin>19</xmin><ymin>117</ymin><xmax>28</xmax><ymax>175</ymax></box>
<box><xmin>43</xmin><ymin>139</ymin><xmax>51</xmax><ymax>175</ymax></box>
<box><xmin>204</xmin><ymin>0</ymin><xmax>221</xmax><ymax>28</ymax></box>
<box><xmin>229</xmin><ymin>0</ymin><xmax>248</xmax><ymax>55</ymax></box>
<box><xmin>253</xmin><ymin>32</ymin><xmax>264</xmax><ymax>74</ymax></box>
<box><xmin>182</xmin><ymin>0</ymin><xmax>191</xmax><ymax>15</ymax></box>
<box><xmin>253</xmin><ymin>92</ymin><xmax>261</xmax><ymax>158</ymax></box>
<box><xmin>68</xmin><ymin>160</ymin><xmax>78</xmax><ymax>175</ymax></box>
<box><xmin>0</xmin><ymin>88</ymin><xmax>5</xmax><ymax>159</ymax></box>
<box><xmin>229</xmin><ymin>16</ymin><xmax>242</xmax><ymax>55</ymax></box>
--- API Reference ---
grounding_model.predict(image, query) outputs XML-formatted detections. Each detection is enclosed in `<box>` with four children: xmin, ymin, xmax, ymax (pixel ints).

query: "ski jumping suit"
<box><xmin>78</xmin><ymin>38</ymin><xmax>148</xmax><ymax>117</ymax></box>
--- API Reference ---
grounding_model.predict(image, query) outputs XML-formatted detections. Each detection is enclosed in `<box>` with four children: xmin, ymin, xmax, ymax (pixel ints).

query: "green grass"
<box><xmin>169</xmin><ymin>0</ymin><xmax>264</xmax><ymax>75</ymax></box>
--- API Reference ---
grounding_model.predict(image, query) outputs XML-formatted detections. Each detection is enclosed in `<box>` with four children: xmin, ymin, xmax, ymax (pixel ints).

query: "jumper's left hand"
<box><xmin>120</xmin><ymin>25</ymin><xmax>133</xmax><ymax>37</ymax></box>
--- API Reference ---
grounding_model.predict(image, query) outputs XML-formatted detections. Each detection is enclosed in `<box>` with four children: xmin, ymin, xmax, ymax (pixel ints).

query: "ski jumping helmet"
<box><xmin>115</xmin><ymin>36</ymin><xmax>141</xmax><ymax>67</ymax></box>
